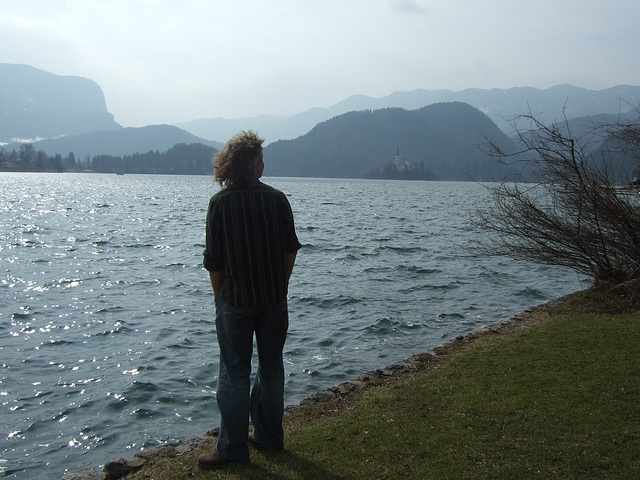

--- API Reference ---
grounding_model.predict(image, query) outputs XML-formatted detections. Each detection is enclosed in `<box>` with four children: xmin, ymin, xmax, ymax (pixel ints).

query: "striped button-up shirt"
<box><xmin>204</xmin><ymin>181</ymin><xmax>301</xmax><ymax>307</ymax></box>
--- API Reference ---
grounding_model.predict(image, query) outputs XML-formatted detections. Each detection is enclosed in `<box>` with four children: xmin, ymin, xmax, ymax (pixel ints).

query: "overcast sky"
<box><xmin>2</xmin><ymin>0</ymin><xmax>639</xmax><ymax>127</ymax></box>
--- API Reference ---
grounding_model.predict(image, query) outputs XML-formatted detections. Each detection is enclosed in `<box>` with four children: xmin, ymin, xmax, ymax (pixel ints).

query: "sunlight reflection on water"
<box><xmin>0</xmin><ymin>173</ymin><xmax>585</xmax><ymax>478</ymax></box>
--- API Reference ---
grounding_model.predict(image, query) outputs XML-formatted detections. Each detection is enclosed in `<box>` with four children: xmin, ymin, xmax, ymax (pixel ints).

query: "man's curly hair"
<box><xmin>213</xmin><ymin>130</ymin><xmax>264</xmax><ymax>188</ymax></box>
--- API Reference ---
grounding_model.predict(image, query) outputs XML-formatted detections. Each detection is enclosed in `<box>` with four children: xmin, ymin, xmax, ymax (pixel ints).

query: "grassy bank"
<box><xmin>127</xmin><ymin>288</ymin><xmax>640</xmax><ymax>479</ymax></box>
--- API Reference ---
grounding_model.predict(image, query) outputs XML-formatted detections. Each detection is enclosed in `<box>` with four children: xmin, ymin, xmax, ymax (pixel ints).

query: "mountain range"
<box><xmin>179</xmin><ymin>84</ymin><xmax>640</xmax><ymax>144</ymax></box>
<box><xmin>0</xmin><ymin>64</ymin><xmax>222</xmax><ymax>158</ymax></box>
<box><xmin>1</xmin><ymin>63</ymin><xmax>638</xmax><ymax>180</ymax></box>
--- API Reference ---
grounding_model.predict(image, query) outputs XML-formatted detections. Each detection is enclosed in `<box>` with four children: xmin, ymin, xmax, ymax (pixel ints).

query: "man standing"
<box><xmin>200</xmin><ymin>131</ymin><xmax>301</xmax><ymax>469</ymax></box>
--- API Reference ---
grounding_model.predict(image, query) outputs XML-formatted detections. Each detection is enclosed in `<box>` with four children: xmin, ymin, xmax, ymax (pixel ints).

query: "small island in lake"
<box><xmin>367</xmin><ymin>148</ymin><xmax>437</xmax><ymax>180</ymax></box>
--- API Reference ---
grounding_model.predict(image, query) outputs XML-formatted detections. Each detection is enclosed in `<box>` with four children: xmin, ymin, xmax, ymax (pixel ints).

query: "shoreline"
<box><xmin>62</xmin><ymin>296</ymin><xmax>567</xmax><ymax>480</ymax></box>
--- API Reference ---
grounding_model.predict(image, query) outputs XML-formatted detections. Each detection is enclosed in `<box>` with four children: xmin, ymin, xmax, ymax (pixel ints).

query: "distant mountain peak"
<box><xmin>0</xmin><ymin>63</ymin><xmax>122</xmax><ymax>142</ymax></box>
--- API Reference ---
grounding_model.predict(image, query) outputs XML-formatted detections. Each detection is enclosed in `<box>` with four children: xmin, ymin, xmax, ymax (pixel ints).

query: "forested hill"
<box><xmin>18</xmin><ymin>124</ymin><xmax>223</xmax><ymax>158</ymax></box>
<box><xmin>263</xmin><ymin>102</ymin><xmax>518</xmax><ymax>181</ymax></box>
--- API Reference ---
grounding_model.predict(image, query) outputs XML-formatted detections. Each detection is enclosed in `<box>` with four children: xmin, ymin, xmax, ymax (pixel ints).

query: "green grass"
<box><xmin>126</xmin><ymin>290</ymin><xmax>640</xmax><ymax>479</ymax></box>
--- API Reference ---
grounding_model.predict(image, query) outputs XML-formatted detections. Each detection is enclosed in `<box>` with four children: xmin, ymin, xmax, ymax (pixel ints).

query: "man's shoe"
<box><xmin>198</xmin><ymin>452</ymin><xmax>249</xmax><ymax>469</ymax></box>
<box><xmin>248</xmin><ymin>434</ymin><xmax>284</xmax><ymax>451</ymax></box>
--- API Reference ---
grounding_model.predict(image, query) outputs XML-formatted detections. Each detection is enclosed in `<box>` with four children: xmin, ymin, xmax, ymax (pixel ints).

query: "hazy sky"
<box><xmin>2</xmin><ymin>0</ymin><xmax>639</xmax><ymax>127</ymax></box>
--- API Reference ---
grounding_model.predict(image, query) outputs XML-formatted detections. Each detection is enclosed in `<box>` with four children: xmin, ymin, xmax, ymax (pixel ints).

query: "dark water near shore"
<box><xmin>1</xmin><ymin>173</ymin><xmax>585</xmax><ymax>478</ymax></box>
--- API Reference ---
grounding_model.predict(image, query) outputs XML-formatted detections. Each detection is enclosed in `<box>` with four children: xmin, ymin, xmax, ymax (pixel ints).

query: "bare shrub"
<box><xmin>474</xmin><ymin>112</ymin><xmax>640</xmax><ymax>285</ymax></box>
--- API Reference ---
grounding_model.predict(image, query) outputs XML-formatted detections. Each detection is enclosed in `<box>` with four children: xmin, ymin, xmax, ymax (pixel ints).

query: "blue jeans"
<box><xmin>213</xmin><ymin>297</ymin><xmax>289</xmax><ymax>460</ymax></box>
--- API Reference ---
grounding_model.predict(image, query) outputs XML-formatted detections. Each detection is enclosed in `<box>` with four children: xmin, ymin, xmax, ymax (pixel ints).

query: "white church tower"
<box><xmin>394</xmin><ymin>147</ymin><xmax>402</xmax><ymax>169</ymax></box>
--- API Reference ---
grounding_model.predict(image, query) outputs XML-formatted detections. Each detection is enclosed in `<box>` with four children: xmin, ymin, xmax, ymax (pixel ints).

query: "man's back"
<box><xmin>204</xmin><ymin>181</ymin><xmax>299</xmax><ymax>307</ymax></box>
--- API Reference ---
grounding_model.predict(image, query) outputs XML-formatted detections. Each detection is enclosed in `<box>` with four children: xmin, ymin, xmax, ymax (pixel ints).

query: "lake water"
<box><xmin>0</xmin><ymin>173</ymin><xmax>586</xmax><ymax>478</ymax></box>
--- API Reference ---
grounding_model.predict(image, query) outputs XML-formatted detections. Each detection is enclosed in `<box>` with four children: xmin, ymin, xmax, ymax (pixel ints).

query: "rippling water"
<box><xmin>0</xmin><ymin>173</ymin><xmax>585</xmax><ymax>478</ymax></box>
